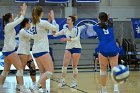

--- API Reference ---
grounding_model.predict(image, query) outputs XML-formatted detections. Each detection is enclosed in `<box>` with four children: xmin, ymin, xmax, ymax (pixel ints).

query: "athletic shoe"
<box><xmin>19</xmin><ymin>85</ymin><xmax>31</xmax><ymax>93</ymax></box>
<box><xmin>29</xmin><ymin>83</ymin><xmax>41</xmax><ymax>93</ymax></box>
<box><xmin>58</xmin><ymin>78</ymin><xmax>66</xmax><ymax>88</ymax></box>
<box><xmin>100</xmin><ymin>87</ymin><xmax>107</xmax><ymax>93</ymax></box>
<box><xmin>70</xmin><ymin>80</ymin><xmax>77</xmax><ymax>88</ymax></box>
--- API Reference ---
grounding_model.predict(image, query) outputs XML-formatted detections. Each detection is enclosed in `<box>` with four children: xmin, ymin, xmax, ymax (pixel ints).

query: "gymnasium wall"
<box><xmin>0</xmin><ymin>0</ymin><xmax>139</xmax><ymax>39</ymax></box>
<box><xmin>0</xmin><ymin>0</ymin><xmax>140</xmax><ymax>19</ymax></box>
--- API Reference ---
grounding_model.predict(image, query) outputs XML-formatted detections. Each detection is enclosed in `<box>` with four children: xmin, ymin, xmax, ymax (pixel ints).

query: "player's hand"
<box><xmin>50</xmin><ymin>10</ymin><xmax>54</xmax><ymax>20</ymax></box>
<box><xmin>48</xmin><ymin>12</ymin><xmax>51</xmax><ymax>22</ymax></box>
<box><xmin>60</xmin><ymin>38</ymin><xmax>71</xmax><ymax>42</ymax></box>
<box><xmin>20</xmin><ymin>3</ymin><xmax>27</xmax><ymax>16</ymax></box>
<box><xmin>52</xmin><ymin>31</ymin><xmax>56</xmax><ymax>35</ymax></box>
<box><xmin>60</xmin><ymin>38</ymin><xmax>67</xmax><ymax>42</ymax></box>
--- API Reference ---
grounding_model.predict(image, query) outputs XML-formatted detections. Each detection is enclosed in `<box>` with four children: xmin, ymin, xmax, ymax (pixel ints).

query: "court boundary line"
<box><xmin>51</xmin><ymin>78</ymin><xmax>88</xmax><ymax>93</ymax></box>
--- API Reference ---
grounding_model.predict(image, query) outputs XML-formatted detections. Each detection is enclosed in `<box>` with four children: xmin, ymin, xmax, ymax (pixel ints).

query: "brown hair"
<box><xmin>2</xmin><ymin>13</ymin><xmax>12</xmax><ymax>30</ymax></box>
<box><xmin>68</xmin><ymin>16</ymin><xmax>77</xmax><ymax>25</ymax></box>
<box><xmin>98</xmin><ymin>12</ymin><xmax>113</xmax><ymax>30</ymax></box>
<box><xmin>32</xmin><ymin>6</ymin><xmax>43</xmax><ymax>25</ymax></box>
<box><xmin>20</xmin><ymin>18</ymin><xmax>30</xmax><ymax>30</ymax></box>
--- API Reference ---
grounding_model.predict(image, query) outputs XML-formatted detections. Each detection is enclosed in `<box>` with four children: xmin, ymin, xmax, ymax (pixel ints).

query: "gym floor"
<box><xmin>51</xmin><ymin>71</ymin><xmax>140</xmax><ymax>93</ymax></box>
<box><xmin>0</xmin><ymin>71</ymin><xmax>139</xmax><ymax>93</ymax></box>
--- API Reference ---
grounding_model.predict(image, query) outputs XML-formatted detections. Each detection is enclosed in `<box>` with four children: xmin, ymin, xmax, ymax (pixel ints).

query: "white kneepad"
<box><xmin>16</xmin><ymin>70</ymin><xmax>23</xmax><ymax>76</ymax></box>
<box><xmin>73</xmin><ymin>68</ymin><xmax>78</xmax><ymax>74</ymax></box>
<box><xmin>46</xmin><ymin>71</ymin><xmax>53</xmax><ymax>79</ymax></box>
<box><xmin>62</xmin><ymin>66</ymin><xmax>67</xmax><ymax>73</ymax></box>
<box><xmin>100</xmin><ymin>70</ymin><xmax>107</xmax><ymax>76</ymax></box>
<box><xmin>1</xmin><ymin>71</ymin><xmax>9</xmax><ymax>77</ymax></box>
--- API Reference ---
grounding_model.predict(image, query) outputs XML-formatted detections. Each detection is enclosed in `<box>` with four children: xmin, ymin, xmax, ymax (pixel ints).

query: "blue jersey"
<box><xmin>93</xmin><ymin>24</ymin><xmax>119</xmax><ymax>57</ymax></box>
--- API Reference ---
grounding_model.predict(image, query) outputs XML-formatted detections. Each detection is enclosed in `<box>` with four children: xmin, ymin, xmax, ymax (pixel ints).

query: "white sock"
<box><xmin>36</xmin><ymin>82</ymin><xmax>42</xmax><ymax>88</ymax></box>
<box><xmin>16</xmin><ymin>84</ymin><xmax>20</xmax><ymax>89</ymax></box>
<box><xmin>43</xmin><ymin>89</ymin><xmax>47</xmax><ymax>92</ymax></box>
<box><xmin>61</xmin><ymin>78</ymin><xmax>65</xmax><ymax>81</ymax></box>
<box><xmin>102</xmin><ymin>86</ymin><xmax>107</xmax><ymax>92</ymax></box>
<box><xmin>114</xmin><ymin>84</ymin><xmax>119</xmax><ymax>91</ymax></box>
<box><xmin>19</xmin><ymin>85</ymin><xmax>26</xmax><ymax>89</ymax></box>
<box><xmin>72</xmin><ymin>77</ymin><xmax>77</xmax><ymax>81</ymax></box>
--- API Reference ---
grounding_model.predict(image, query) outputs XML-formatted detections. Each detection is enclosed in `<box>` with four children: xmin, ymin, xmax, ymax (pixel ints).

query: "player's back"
<box><xmin>93</xmin><ymin>24</ymin><xmax>118</xmax><ymax>54</ymax></box>
<box><xmin>31</xmin><ymin>19</ymin><xmax>56</xmax><ymax>53</ymax></box>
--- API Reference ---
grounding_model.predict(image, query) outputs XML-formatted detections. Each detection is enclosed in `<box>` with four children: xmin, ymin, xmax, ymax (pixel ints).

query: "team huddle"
<box><xmin>0</xmin><ymin>3</ymin><xmax>129</xmax><ymax>93</ymax></box>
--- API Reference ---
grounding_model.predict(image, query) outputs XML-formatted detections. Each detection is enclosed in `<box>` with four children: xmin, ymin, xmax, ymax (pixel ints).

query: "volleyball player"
<box><xmin>29</xmin><ymin>7</ymin><xmax>57</xmax><ymax>93</ymax></box>
<box><xmin>86</xmin><ymin>12</ymin><xmax>119</xmax><ymax>93</ymax></box>
<box><xmin>16</xmin><ymin>18</ymin><xmax>36</xmax><ymax>91</ymax></box>
<box><xmin>0</xmin><ymin>3</ymin><xmax>31</xmax><ymax>92</ymax></box>
<box><xmin>53</xmin><ymin>16</ymin><xmax>85</xmax><ymax>88</ymax></box>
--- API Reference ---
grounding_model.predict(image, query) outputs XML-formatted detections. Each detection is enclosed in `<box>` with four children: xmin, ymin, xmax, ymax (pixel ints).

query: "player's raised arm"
<box><xmin>9</xmin><ymin>3</ymin><xmax>27</xmax><ymax>28</ymax></box>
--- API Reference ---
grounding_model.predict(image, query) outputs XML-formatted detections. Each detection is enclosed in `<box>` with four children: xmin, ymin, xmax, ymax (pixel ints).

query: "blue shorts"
<box><xmin>33</xmin><ymin>52</ymin><xmax>48</xmax><ymax>58</ymax></box>
<box><xmin>66</xmin><ymin>48</ymin><xmax>81</xmax><ymax>54</ymax></box>
<box><xmin>100</xmin><ymin>51</ymin><xmax>118</xmax><ymax>57</ymax></box>
<box><xmin>2</xmin><ymin>49</ymin><xmax>16</xmax><ymax>57</ymax></box>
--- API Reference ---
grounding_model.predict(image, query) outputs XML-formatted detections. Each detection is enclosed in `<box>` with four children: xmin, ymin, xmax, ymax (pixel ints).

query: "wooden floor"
<box><xmin>51</xmin><ymin>71</ymin><xmax>140</xmax><ymax>93</ymax></box>
<box><xmin>0</xmin><ymin>71</ymin><xmax>140</xmax><ymax>93</ymax></box>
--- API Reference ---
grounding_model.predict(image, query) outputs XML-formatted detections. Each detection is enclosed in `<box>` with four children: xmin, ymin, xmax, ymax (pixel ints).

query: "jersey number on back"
<box><xmin>103</xmin><ymin>29</ymin><xmax>109</xmax><ymax>35</ymax></box>
<box><xmin>30</xmin><ymin>26</ymin><xmax>37</xmax><ymax>34</ymax></box>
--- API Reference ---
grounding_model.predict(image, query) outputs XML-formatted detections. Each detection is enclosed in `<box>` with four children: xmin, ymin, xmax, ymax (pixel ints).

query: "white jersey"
<box><xmin>16</xmin><ymin>28</ymin><xmax>33</xmax><ymax>55</ymax></box>
<box><xmin>54</xmin><ymin>26</ymin><xmax>85</xmax><ymax>49</ymax></box>
<box><xmin>31</xmin><ymin>19</ymin><xmax>57</xmax><ymax>54</ymax></box>
<box><xmin>2</xmin><ymin>15</ymin><xmax>24</xmax><ymax>52</ymax></box>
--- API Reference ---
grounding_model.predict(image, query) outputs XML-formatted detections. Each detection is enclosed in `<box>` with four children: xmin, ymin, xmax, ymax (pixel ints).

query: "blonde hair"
<box><xmin>32</xmin><ymin>6</ymin><xmax>43</xmax><ymax>25</ymax></box>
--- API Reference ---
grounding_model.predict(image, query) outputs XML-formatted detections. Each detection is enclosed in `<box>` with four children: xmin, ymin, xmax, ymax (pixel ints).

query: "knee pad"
<box><xmin>1</xmin><ymin>71</ymin><xmax>9</xmax><ymax>77</ymax></box>
<box><xmin>27</xmin><ymin>59</ymin><xmax>34</xmax><ymax>68</ymax></box>
<box><xmin>62</xmin><ymin>66</ymin><xmax>67</xmax><ymax>74</ymax></box>
<box><xmin>46</xmin><ymin>71</ymin><xmax>53</xmax><ymax>79</ymax></box>
<box><xmin>27</xmin><ymin>59</ymin><xmax>36</xmax><ymax>76</ymax></box>
<box><xmin>73</xmin><ymin>68</ymin><xmax>78</xmax><ymax>74</ymax></box>
<box><xmin>16</xmin><ymin>70</ymin><xmax>23</xmax><ymax>76</ymax></box>
<box><xmin>100</xmin><ymin>70</ymin><xmax>106</xmax><ymax>76</ymax></box>
<box><xmin>30</xmin><ymin>68</ymin><xmax>36</xmax><ymax>76</ymax></box>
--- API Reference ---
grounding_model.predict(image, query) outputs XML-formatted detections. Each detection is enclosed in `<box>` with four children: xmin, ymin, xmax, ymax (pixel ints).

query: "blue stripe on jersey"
<box><xmin>24</xmin><ymin>29</ymin><xmax>32</xmax><ymax>34</ymax></box>
<box><xmin>76</xmin><ymin>28</ymin><xmax>79</xmax><ymax>36</ymax></box>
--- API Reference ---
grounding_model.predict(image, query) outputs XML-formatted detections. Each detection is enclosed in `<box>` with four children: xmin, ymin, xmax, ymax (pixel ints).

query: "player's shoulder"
<box><xmin>19</xmin><ymin>28</ymin><xmax>24</xmax><ymax>32</ymax></box>
<box><xmin>93</xmin><ymin>24</ymin><xmax>100</xmax><ymax>30</ymax></box>
<box><xmin>93</xmin><ymin>24</ymin><xmax>99</xmax><ymax>28</ymax></box>
<box><xmin>5</xmin><ymin>23</ymin><xmax>12</xmax><ymax>28</ymax></box>
<box><xmin>40</xmin><ymin>19</ymin><xmax>49</xmax><ymax>24</ymax></box>
<box><xmin>18</xmin><ymin>28</ymin><xmax>25</xmax><ymax>36</ymax></box>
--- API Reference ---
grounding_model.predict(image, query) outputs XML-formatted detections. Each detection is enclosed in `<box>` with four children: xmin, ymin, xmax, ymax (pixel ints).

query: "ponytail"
<box><xmin>32</xmin><ymin>6</ymin><xmax>43</xmax><ymax>25</ymax></box>
<box><xmin>98</xmin><ymin>20</ymin><xmax>113</xmax><ymax>30</ymax></box>
<box><xmin>2</xmin><ymin>13</ymin><xmax>12</xmax><ymax>31</ymax></box>
<box><xmin>107</xmin><ymin>20</ymin><xmax>113</xmax><ymax>28</ymax></box>
<box><xmin>98</xmin><ymin>22</ymin><xmax>107</xmax><ymax>30</ymax></box>
<box><xmin>2</xmin><ymin>15</ymin><xmax>6</xmax><ymax>31</ymax></box>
